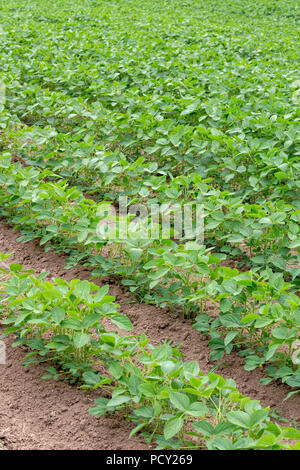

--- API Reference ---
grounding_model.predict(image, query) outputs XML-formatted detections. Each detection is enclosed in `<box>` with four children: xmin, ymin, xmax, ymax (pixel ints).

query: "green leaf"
<box><xmin>222</xmin><ymin>279</ymin><xmax>238</xmax><ymax>294</ymax></box>
<box><xmin>110</xmin><ymin>314</ymin><xmax>133</xmax><ymax>331</ymax></box>
<box><xmin>169</xmin><ymin>392</ymin><xmax>190</xmax><ymax>411</ymax></box>
<box><xmin>265</xmin><ymin>344</ymin><xmax>280</xmax><ymax>361</ymax></box>
<box><xmin>226</xmin><ymin>411</ymin><xmax>251</xmax><ymax>429</ymax></box>
<box><xmin>193</xmin><ymin>420</ymin><xmax>214</xmax><ymax>437</ymax></box>
<box><xmin>241</xmin><ymin>313</ymin><xmax>260</xmax><ymax>324</ymax></box>
<box><xmin>51</xmin><ymin>307</ymin><xmax>65</xmax><ymax>325</ymax></box>
<box><xmin>73</xmin><ymin>332</ymin><xmax>90</xmax><ymax>349</ymax></box>
<box><xmin>271</xmin><ymin>257</ymin><xmax>286</xmax><ymax>270</ymax></box>
<box><xmin>224</xmin><ymin>331</ymin><xmax>238</xmax><ymax>346</ymax></box>
<box><xmin>94</xmin><ymin>285</ymin><xmax>109</xmax><ymax>303</ymax></box>
<box><xmin>107</xmin><ymin>395</ymin><xmax>131</xmax><ymax>407</ymax></box>
<box><xmin>61</xmin><ymin>318</ymin><xmax>82</xmax><ymax>330</ymax></box>
<box><xmin>108</xmin><ymin>362</ymin><xmax>123</xmax><ymax>379</ymax></box>
<box><xmin>139</xmin><ymin>383</ymin><xmax>156</xmax><ymax>397</ymax></box>
<box><xmin>127</xmin><ymin>248</ymin><xmax>143</xmax><ymax>262</ymax></box>
<box><xmin>249</xmin><ymin>409</ymin><xmax>268</xmax><ymax>427</ymax></box>
<box><xmin>183</xmin><ymin>361</ymin><xmax>200</xmax><ymax>379</ymax></box>
<box><xmin>81</xmin><ymin>313</ymin><xmax>101</xmax><ymax>328</ymax></box>
<box><xmin>82</xmin><ymin>371</ymin><xmax>103</xmax><ymax>386</ymax></box>
<box><xmin>45</xmin><ymin>342</ymin><xmax>69</xmax><ymax>351</ymax></box>
<box><xmin>100</xmin><ymin>334</ymin><xmax>116</xmax><ymax>345</ymax></box>
<box><xmin>208</xmin><ymin>437</ymin><xmax>235</xmax><ymax>450</ymax></box>
<box><xmin>149</xmin><ymin>267</ymin><xmax>170</xmax><ymax>280</ymax></box>
<box><xmin>73</xmin><ymin>280</ymin><xmax>92</xmax><ymax>302</ymax></box>
<box><xmin>187</xmin><ymin>402</ymin><xmax>208</xmax><ymax>417</ymax></box>
<box><xmin>256</xmin><ymin>433</ymin><xmax>276</xmax><ymax>447</ymax></box>
<box><xmin>164</xmin><ymin>417</ymin><xmax>184</xmax><ymax>440</ymax></box>
<box><xmin>129</xmin><ymin>422</ymin><xmax>148</xmax><ymax>439</ymax></box>
<box><xmin>280</xmin><ymin>427</ymin><xmax>300</xmax><ymax>439</ymax></box>
<box><xmin>255</xmin><ymin>317</ymin><xmax>273</xmax><ymax>328</ymax></box>
<box><xmin>271</xmin><ymin>327</ymin><xmax>297</xmax><ymax>340</ymax></box>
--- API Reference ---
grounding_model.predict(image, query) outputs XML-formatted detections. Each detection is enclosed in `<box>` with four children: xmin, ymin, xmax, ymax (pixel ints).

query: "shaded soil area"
<box><xmin>0</xmin><ymin>219</ymin><xmax>299</xmax><ymax>449</ymax></box>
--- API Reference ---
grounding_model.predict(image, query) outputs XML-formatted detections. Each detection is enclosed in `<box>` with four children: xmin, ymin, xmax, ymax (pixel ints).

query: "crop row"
<box><xmin>0</xmin><ymin>153</ymin><xmax>299</xmax><ymax>390</ymax></box>
<box><xmin>1</xmin><ymin>254</ymin><xmax>300</xmax><ymax>450</ymax></box>
<box><xmin>0</xmin><ymin>0</ymin><xmax>299</xmax><ymax>450</ymax></box>
<box><xmin>1</xmin><ymin>116</ymin><xmax>299</xmax><ymax>287</ymax></box>
<box><xmin>0</xmin><ymin>0</ymin><xmax>299</xmax><ymax>211</ymax></box>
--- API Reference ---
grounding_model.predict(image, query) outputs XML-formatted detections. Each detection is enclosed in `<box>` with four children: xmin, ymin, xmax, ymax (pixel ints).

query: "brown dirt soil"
<box><xmin>0</xmin><ymin>219</ymin><xmax>299</xmax><ymax>450</ymax></box>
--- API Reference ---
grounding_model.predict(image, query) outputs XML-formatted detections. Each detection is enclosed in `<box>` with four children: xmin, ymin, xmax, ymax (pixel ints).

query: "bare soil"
<box><xmin>0</xmin><ymin>219</ymin><xmax>299</xmax><ymax>450</ymax></box>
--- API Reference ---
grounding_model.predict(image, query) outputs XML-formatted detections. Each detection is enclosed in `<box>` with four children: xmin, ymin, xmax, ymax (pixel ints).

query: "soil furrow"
<box><xmin>0</xmin><ymin>219</ymin><xmax>299</xmax><ymax>449</ymax></box>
